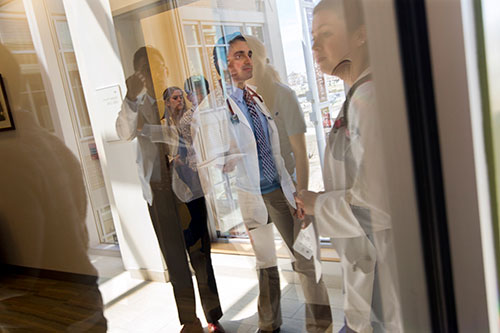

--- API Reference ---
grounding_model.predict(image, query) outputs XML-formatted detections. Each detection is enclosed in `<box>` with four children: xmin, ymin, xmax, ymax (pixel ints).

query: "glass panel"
<box><xmin>183</xmin><ymin>23</ymin><xmax>200</xmax><ymax>45</ymax></box>
<box><xmin>223</xmin><ymin>25</ymin><xmax>242</xmax><ymax>38</ymax></box>
<box><xmin>202</xmin><ymin>24</ymin><xmax>223</xmax><ymax>46</ymax></box>
<box><xmin>1</xmin><ymin>0</ymin><xmax>443</xmax><ymax>330</ymax></box>
<box><xmin>24</xmin><ymin>73</ymin><xmax>44</xmax><ymax>91</ymax></box>
<box><xmin>32</xmin><ymin>92</ymin><xmax>53</xmax><ymax>131</ymax></box>
<box><xmin>51</xmin><ymin>18</ymin><xmax>116</xmax><ymax>245</ymax></box>
<box><xmin>64</xmin><ymin>52</ymin><xmax>93</xmax><ymax>138</ymax></box>
<box><xmin>69</xmin><ymin>68</ymin><xmax>93</xmax><ymax>137</ymax></box>
<box><xmin>186</xmin><ymin>47</ymin><xmax>204</xmax><ymax>76</ymax></box>
<box><xmin>12</xmin><ymin>52</ymin><xmax>38</xmax><ymax>66</ymax></box>
<box><xmin>246</xmin><ymin>25</ymin><xmax>264</xmax><ymax>42</ymax></box>
<box><xmin>104</xmin><ymin>0</ymin><xmax>433</xmax><ymax>331</ymax></box>
<box><xmin>54</xmin><ymin>20</ymin><xmax>73</xmax><ymax>50</ymax></box>
<box><xmin>255</xmin><ymin>0</ymin><xmax>265</xmax><ymax>12</ymax></box>
<box><xmin>0</xmin><ymin>10</ymin><xmax>54</xmax><ymax>132</ymax></box>
<box><xmin>0</xmin><ymin>2</ymin><xmax>109</xmax><ymax>332</ymax></box>
<box><xmin>186</xmin><ymin>0</ymin><xmax>259</xmax><ymax>11</ymax></box>
<box><xmin>0</xmin><ymin>18</ymin><xmax>34</xmax><ymax>50</ymax></box>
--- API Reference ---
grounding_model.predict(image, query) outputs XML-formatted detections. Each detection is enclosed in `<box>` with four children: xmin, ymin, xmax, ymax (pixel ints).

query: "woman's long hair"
<box><xmin>162</xmin><ymin>86</ymin><xmax>186</xmax><ymax>124</ymax></box>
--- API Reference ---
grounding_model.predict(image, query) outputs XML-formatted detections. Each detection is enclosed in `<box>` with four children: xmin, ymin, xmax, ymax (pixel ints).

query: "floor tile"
<box><xmin>281</xmin><ymin>298</ymin><xmax>304</xmax><ymax>319</ymax></box>
<box><xmin>96</xmin><ymin>253</ymin><xmax>344</xmax><ymax>333</ymax></box>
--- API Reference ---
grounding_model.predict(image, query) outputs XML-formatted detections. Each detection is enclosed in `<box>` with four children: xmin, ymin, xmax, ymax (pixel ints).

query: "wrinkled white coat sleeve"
<box><xmin>116</xmin><ymin>99</ymin><xmax>140</xmax><ymax>141</ymax></box>
<box><xmin>314</xmin><ymin>84</ymin><xmax>390</xmax><ymax>238</ymax></box>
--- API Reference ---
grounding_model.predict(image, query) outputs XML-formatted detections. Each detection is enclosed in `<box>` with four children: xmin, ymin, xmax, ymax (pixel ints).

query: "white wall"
<box><xmin>22</xmin><ymin>0</ymin><xmax>102</xmax><ymax>249</ymax></box>
<box><xmin>263</xmin><ymin>0</ymin><xmax>287</xmax><ymax>81</ymax></box>
<box><xmin>62</xmin><ymin>0</ymin><xmax>167</xmax><ymax>280</ymax></box>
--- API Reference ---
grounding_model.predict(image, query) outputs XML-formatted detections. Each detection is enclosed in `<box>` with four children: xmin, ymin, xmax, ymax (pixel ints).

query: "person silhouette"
<box><xmin>298</xmin><ymin>1</ymin><xmax>403</xmax><ymax>331</ymax></box>
<box><xmin>0</xmin><ymin>42</ymin><xmax>107</xmax><ymax>332</ymax></box>
<box><xmin>116</xmin><ymin>47</ymin><xmax>224</xmax><ymax>333</ymax></box>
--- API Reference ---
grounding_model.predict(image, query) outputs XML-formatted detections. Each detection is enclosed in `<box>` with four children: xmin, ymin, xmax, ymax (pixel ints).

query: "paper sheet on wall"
<box><xmin>293</xmin><ymin>223</ymin><xmax>322</xmax><ymax>283</ymax></box>
<box><xmin>96</xmin><ymin>85</ymin><xmax>122</xmax><ymax>142</ymax></box>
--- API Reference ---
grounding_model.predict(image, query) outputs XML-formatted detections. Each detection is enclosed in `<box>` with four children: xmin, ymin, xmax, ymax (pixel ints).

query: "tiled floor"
<box><xmin>91</xmin><ymin>253</ymin><xmax>345</xmax><ymax>333</ymax></box>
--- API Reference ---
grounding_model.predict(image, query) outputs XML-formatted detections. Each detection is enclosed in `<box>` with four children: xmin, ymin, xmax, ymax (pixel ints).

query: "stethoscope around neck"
<box><xmin>227</xmin><ymin>86</ymin><xmax>263</xmax><ymax>124</ymax></box>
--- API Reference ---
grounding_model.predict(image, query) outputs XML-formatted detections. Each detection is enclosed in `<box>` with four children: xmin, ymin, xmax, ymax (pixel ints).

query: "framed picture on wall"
<box><xmin>0</xmin><ymin>74</ymin><xmax>15</xmax><ymax>132</ymax></box>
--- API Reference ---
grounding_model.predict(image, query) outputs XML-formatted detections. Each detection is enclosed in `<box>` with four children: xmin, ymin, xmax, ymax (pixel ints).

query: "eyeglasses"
<box><xmin>171</xmin><ymin>95</ymin><xmax>182</xmax><ymax>101</ymax></box>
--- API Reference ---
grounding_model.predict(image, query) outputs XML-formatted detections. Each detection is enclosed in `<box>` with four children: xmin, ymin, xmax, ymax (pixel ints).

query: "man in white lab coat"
<box><xmin>115</xmin><ymin>46</ymin><xmax>224</xmax><ymax>333</ymax></box>
<box><xmin>212</xmin><ymin>34</ymin><xmax>332</xmax><ymax>333</ymax></box>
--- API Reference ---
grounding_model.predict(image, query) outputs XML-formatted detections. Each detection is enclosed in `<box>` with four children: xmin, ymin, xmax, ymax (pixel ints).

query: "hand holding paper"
<box><xmin>297</xmin><ymin>189</ymin><xmax>320</xmax><ymax>215</ymax></box>
<box><xmin>293</xmin><ymin>223</ymin><xmax>322</xmax><ymax>283</ymax></box>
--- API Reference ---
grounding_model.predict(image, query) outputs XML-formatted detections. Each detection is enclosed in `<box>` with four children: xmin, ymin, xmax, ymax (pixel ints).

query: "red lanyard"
<box><xmin>227</xmin><ymin>86</ymin><xmax>263</xmax><ymax>124</ymax></box>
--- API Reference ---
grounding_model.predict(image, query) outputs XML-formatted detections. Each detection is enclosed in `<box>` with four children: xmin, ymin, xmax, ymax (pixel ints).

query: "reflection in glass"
<box><xmin>223</xmin><ymin>25</ymin><xmax>242</xmax><ymax>38</ymax></box>
<box><xmin>0</xmin><ymin>41</ymin><xmax>106</xmax><ymax>332</ymax></box>
<box><xmin>183</xmin><ymin>23</ymin><xmax>201</xmax><ymax>45</ymax></box>
<box><xmin>206</xmin><ymin>31</ymin><xmax>334</xmax><ymax>331</ymax></box>
<box><xmin>0</xmin><ymin>6</ymin><xmax>54</xmax><ymax>132</ymax></box>
<box><xmin>116</xmin><ymin>46</ymin><xmax>224</xmax><ymax>331</ymax></box>
<box><xmin>0</xmin><ymin>0</ymin><xmax>445</xmax><ymax>330</ymax></box>
<box><xmin>246</xmin><ymin>25</ymin><xmax>265</xmax><ymax>42</ymax></box>
<box><xmin>202</xmin><ymin>24</ymin><xmax>223</xmax><ymax>46</ymax></box>
<box><xmin>186</xmin><ymin>47</ymin><xmax>205</xmax><ymax>77</ymax></box>
<box><xmin>298</xmin><ymin>0</ymin><xmax>403</xmax><ymax>331</ymax></box>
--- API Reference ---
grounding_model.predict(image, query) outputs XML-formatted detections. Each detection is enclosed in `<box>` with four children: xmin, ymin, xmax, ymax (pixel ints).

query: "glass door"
<box><xmin>107</xmin><ymin>0</ymin><xmax>475</xmax><ymax>330</ymax></box>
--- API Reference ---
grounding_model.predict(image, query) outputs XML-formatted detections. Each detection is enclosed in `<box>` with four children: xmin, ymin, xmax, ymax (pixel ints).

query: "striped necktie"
<box><xmin>243</xmin><ymin>89</ymin><xmax>277</xmax><ymax>184</ymax></box>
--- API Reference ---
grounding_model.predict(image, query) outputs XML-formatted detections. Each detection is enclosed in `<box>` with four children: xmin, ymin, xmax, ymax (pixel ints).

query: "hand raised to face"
<box><xmin>125</xmin><ymin>70</ymin><xmax>146</xmax><ymax>101</ymax></box>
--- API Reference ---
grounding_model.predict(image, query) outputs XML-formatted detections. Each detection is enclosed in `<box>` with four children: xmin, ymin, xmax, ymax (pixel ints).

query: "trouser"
<box><xmin>249</xmin><ymin>188</ymin><xmax>333</xmax><ymax>332</ymax></box>
<box><xmin>183</xmin><ymin>197</ymin><xmax>209</xmax><ymax>248</ymax></box>
<box><xmin>148</xmin><ymin>186</ymin><xmax>222</xmax><ymax>325</ymax></box>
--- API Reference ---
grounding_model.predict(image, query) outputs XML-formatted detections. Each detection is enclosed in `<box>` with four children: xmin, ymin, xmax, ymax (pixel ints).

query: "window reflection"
<box><xmin>0</xmin><ymin>0</ymin><xmax>441</xmax><ymax>331</ymax></box>
<box><xmin>0</xmin><ymin>10</ymin><xmax>54</xmax><ymax>132</ymax></box>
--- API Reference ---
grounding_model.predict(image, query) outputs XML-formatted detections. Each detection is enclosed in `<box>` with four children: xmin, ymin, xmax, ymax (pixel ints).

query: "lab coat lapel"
<box><xmin>248</xmin><ymin>87</ymin><xmax>297</xmax><ymax>209</ymax></box>
<box><xmin>228</xmin><ymin>97</ymin><xmax>251</xmax><ymax>130</ymax></box>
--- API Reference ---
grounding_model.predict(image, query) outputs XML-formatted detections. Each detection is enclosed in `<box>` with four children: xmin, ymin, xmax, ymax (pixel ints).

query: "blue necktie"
<box><xmin>243</xmin><ymin>89</ymin><xmax>277</xmax><ymax>184</ymax></box>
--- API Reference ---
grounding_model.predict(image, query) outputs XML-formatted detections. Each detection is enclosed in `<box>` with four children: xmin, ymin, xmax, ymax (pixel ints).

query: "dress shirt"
<box><xmin>230</xmin><ymin>86</ymin><xmax>279</xmax><ymax>194</ymax></box>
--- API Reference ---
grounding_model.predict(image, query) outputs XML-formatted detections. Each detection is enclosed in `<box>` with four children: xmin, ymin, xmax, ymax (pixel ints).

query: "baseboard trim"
<box><xmin>1</xmin><ymin>264</ymin><xmax>98</xmax><ymax>285</ymax></box>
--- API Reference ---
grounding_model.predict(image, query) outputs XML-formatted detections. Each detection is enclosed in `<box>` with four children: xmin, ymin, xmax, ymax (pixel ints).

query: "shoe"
<box><xmin>180</xmin><ymin>318</ymin><xmax>203</xmax><ymax>333</ymax></box>
<box><xmin>255</xmin><ymin>328</ymin><xmax>280</xmax><ymax>333</ymax></box>
<box><xmin>208</xmin><ymin>321</ymin><xmax>225</xmax><ymax>333</ymax></box>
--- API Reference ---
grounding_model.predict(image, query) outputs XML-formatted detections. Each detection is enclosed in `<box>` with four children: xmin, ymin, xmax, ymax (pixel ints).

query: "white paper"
<box><xmin>293</xmin><ymin>223</ymin><xmax>322</xmax><ymax>283</ymax></box>
<box><xmin>293</xmin><ymin>223</ymin><xmax>316</xmax><ymax>260</ymax></box>
<box><xmin>96</xmin><ymin>85</ymin><xmax>122</xmax><ymax>141</ymax></box>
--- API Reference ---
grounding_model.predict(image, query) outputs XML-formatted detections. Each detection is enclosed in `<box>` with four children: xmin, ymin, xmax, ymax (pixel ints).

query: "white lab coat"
<box><xmin>225</xmin><ymin>87</ymin><xmax>297</xmax><ymax>226</ymax></box>
<box><xmin>191</xmin><ymin>87</ymin><xmax>296</xmax><ymax>228</ymax></box>
<box><xmin>116</xmin><ymin>93</ymin><xmax>204</xmax><ymax>205</ymax></box>
<box><xmin>314</xmin><ymin>72</ymin><xmax>402</xmax><ymax>332</ymax></box>
<box><xmin>115</xmin><ymin>95</ymin><xmax>168</xmax><ymax>205</ymax></box>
